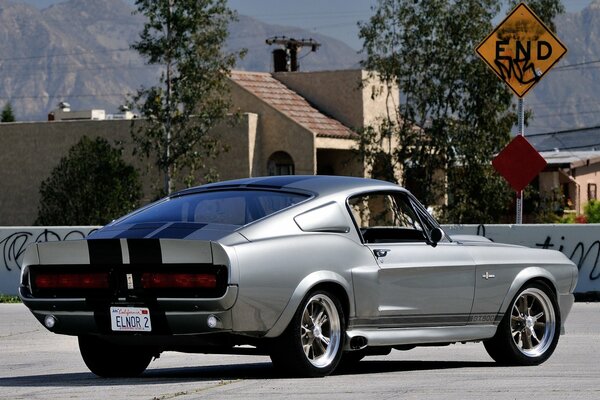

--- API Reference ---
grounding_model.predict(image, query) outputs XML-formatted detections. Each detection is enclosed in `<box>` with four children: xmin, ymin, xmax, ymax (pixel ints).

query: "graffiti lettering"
<box><xmin>476</xmin><ymin>224</ymin><xmax>486</xmax><ymax>237</ymax></box>
<box><xmin>495</xmin><ymin>39</ymin><xmax>543</xmax><ymax>85</ymax></box>
<box><xmin>0</xmin><ymin>232</ymin><xmax>32</xmax><ymax>271</ymax></box>
<box><xmin>569</xmin><ymin>241</ymin><xmax>600</xmax><ymax>281</ymax></box>
<box><xmin>0</xmin><ymin>229</ymin><xmax>95</xmax><ymax>272</ymax></box>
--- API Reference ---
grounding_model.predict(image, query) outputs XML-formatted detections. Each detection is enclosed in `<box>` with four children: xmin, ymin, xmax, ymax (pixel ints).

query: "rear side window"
<box><xmin>118</xmin><ymin>190</ymin><xmax>309</xmax><ymax>226</ymax></box>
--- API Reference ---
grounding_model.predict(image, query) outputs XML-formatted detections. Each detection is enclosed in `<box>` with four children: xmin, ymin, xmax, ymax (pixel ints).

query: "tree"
<box><xmin>1</xmin><ymin>102</ymin><xmax>15</xmax><ymax>122</ymax></box>
<box><xmin>130</xmin><ymin>0</ymin><xmax>243</xmax><ymax>195</ymax></box>
<box><xmin>35</xmin><ymin>137</ymin><xmax>142</xmax><ymax>226</ymax></box>
<box><xmin>357</xmin><ymin>0</ymin><xmax>564</xmax><ymax>223</ymax></box>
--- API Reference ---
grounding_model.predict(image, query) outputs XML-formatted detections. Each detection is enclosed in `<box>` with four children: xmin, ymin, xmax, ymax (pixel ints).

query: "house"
<box><xmin>538</xmin><ymin>150</ymin><xmax>600</xmax><ymax>215</ymax></box>
<box><xmin>524</xmin><ymin>126</ymin><xmax>600</xmax><ymax>215</ymax></box>
<box><xmin>0</xmin><ymin>69</ymin><xmax>398</xmax><ymax>225</ymax></box>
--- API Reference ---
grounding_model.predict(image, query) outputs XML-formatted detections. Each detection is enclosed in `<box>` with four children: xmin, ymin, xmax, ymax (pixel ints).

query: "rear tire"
<box><xmin>270</xmin><ymin>290</ymin><xmax>345</xmax><ymax>377</ymax></box>
<box><xmin>78</xmin><ymin>336</ymin><xmax>153</xmax><ymax>377</ymax></box>
<box><xmin>484</xmin><ymin>282</ymin><xmax>560</xmax><ymax>366</ymax></box>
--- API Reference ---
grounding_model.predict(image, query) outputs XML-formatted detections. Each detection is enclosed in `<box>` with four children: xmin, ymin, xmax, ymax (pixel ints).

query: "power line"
<box><xmin>554</xmin><ymin>59</ymin><xmax>600</xmax><ymax>70</ymax></box>
<box><xmin>532</xmin><ymin>109</ymin><xmax>600</xmax><ymax>119</ymax></box>
<box><xmin>527</xmin><ymin>124</ymin><xmax>600</xmax><ymax>137</ymax></box>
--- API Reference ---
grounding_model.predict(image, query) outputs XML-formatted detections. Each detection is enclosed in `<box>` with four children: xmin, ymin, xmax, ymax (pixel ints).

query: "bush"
<box><xmin>0</xmin><ymin>294</ymin><xmax>20</xmax><ymax>303</ymax></box>
<box><xmin>584</xmin><ymin>200</ymin><xmax>600</xmax><ymax>223</ymax></box>
<box><xmin>36</xmin><ymin>137</ymin><xmax>142</xmax><ymax>226</ymax></box>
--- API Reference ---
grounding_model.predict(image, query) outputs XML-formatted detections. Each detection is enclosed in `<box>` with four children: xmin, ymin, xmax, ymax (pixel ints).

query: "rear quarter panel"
<box><xmin>465</xmin><ymin>243</ymin><xmax>577</xmax><ymax>319</ymax></box>
<box><xmin>230</xmin><ymin>232</ymin><xmax>374</xmax><ymax>336</ymax></box>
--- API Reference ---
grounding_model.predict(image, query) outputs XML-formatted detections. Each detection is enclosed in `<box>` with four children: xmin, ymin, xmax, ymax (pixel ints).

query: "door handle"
<box><xmin>373</xmin><ymin>249</ymin><xmax>391</xmax><ymax>258</ymax></box>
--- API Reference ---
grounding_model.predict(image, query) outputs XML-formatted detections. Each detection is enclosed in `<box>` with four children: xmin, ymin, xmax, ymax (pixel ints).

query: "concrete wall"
<box><xmin>0</xmin><ymin>115</ymin><xmax>256</xmax><ymax>225</ymax></box>
<box><xmin>0</xmin><ymin>227</ymin><xmax>98</xmax><ymax>295</ymax></box>
<box><xmin>444</xmin><ymin>224</ymin><xmax>600</xmax><ymax>294</ymax></box>
<box><xmin>3</xmin><ymin>224</ymin><xmax>600</xmax><ymax>296</ymax></box>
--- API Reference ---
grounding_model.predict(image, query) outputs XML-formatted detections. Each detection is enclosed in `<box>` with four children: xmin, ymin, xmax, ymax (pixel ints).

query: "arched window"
<box><xmin>267</xmin><ymin>151</ymin><xmax>295</xmax><ymax>176</ymax></box>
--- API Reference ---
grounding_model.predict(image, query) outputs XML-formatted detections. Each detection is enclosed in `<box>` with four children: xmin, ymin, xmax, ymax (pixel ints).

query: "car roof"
<box><xmin>173</xmin><ymin>175</ymin><xmax>404</xmax><ymax>198</ymax></box>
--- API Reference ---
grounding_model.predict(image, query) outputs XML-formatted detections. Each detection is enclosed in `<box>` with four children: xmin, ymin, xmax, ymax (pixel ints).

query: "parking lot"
<box><xmin>1</xmin><ymin>302</ymin><xmax>599</xmax><ymax>400</ymax></box>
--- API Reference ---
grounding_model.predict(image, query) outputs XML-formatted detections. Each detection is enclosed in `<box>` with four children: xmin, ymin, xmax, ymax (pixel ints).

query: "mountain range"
<box><xmin>0</xmin><ymin>0</ymin><xmax>360</xmax><ymax>121</ymax></box>
<box><xmin>0</xmin><ymin>0</ymin><xmax>598</xmax><ymax>136</ymax></box>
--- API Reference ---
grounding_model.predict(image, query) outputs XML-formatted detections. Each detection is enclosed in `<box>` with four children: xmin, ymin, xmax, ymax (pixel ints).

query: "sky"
<box><xmin>20</xmin><ymin>0</ymin><xmax>595</xmax><ymax>50</ymax></box>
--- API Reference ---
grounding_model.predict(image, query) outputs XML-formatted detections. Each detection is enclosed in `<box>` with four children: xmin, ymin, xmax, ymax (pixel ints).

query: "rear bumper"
<box><xmin>20</xmin><ymin>285</ymin><xmax>238</xmax><ymax>336</ymax></box>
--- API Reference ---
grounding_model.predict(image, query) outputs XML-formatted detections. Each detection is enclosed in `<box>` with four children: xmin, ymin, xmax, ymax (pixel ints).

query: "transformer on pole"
<box><xmin>265</xmin><ymin>36</ymin><xmax>321</xmax><ymax>72</ymax></box>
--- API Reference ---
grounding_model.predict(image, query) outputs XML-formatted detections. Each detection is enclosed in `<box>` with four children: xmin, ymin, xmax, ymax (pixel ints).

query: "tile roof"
<box><xmin>230</xmin><ymin>71</ymin><xmax>357</xmax><ymax>140</ymax></box>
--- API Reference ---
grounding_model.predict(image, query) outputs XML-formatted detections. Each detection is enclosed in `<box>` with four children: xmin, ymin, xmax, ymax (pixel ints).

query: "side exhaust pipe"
<box><xmin>349</xmin><ymin>335</ymin><xmax>368</xmax><ymax>350</ymax></box>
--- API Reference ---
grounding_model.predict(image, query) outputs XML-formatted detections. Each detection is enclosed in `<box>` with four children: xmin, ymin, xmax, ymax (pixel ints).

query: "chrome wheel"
<box><xmin>300</xmin><ymin>293</ymin><xmax>342</xmax><ymax>368</ymax></box>
<box><xmin>510</xmin><ymin>287</ymin><xmax>556</xmax><ymax>358</ymax></box>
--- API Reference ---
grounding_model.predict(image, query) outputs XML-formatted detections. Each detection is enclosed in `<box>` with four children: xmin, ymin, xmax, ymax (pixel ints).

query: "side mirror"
<box><xmin>429</xmin><ymin>227</ymin><xmax>444</xmax><ymax>245</ymax></box>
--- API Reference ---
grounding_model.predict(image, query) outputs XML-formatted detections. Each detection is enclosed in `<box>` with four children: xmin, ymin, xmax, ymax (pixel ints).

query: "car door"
<box><xmin>348</xmin><ymin>191</ymin><xmax>476</xmax><ymax>327</ymax></box>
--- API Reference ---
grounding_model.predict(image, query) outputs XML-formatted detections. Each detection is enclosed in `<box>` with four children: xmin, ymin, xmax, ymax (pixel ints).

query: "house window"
<box><xmin>588</xmin><ymin>183</ymin><xmax>597</xmax><ymax>201</ymax></box>
<box><xmin>267</xmin><ymin>151</ymin><xmax>295</xmax><ymax>176</ymax></box>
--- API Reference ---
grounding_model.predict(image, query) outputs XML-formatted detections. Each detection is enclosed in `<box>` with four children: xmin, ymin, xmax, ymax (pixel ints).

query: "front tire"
<box><xmin>79</xmin><ymin>336</ymin><xmax>154</xmax><ymax>377</ymax></box>
<box><xmin>484</xmin><ymin>282</ymin><xmax>560</xmax><ymax>366</ymax></box>
<box><xmin>270</xmin><ymin>290</ymin><xmax>344</xmax><ymax>377</ymax></box>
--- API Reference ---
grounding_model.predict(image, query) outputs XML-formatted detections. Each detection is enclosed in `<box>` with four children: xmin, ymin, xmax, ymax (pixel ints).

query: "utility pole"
<box><xmin>265</xmin><ymin>36</ymin><xmax>321</xmax><ymax>72</ymax></box>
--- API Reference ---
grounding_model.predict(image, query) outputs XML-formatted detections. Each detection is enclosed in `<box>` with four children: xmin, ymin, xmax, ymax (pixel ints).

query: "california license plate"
<box><xmin>110</xmin><ymin>306</ymin><xmax>152</xmax><ymax>332</ymax></box>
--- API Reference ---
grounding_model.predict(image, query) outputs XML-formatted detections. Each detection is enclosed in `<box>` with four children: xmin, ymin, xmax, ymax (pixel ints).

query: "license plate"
<box><xmin>110</xmin><ymin>307</ymin><xmax>152</xmax><ymax>332</ymax></box>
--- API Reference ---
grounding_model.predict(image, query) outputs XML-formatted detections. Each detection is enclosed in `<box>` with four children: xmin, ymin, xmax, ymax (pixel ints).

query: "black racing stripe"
<box><xmin>116</xmin><ymin>223</ymin><xmax>165</xmax><ymax>239</ymax></box>
<box><xmin>127</xmin><ymin>239</ymin><xmax>162</xmax><ymax>264</ymax></box>
<box><xmin>151</xmin><ymin>223</ymin><xmax>207</xmax><ymax>239</ymax></box>
<box><xmin>88</xmin><ymin>239</ymin><xmax>123</xmax><ymax>265</ymax></box>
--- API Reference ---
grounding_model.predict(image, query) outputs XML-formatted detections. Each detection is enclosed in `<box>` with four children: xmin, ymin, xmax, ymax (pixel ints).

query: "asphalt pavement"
<box><xmin>1</xmin><ymin>302</ymin><xmax>599</xmax><ymax>400</ymax></box>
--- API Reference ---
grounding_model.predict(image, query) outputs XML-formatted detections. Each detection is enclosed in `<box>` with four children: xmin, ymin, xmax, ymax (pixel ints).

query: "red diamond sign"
<box><xmin>492</xmin><ymin>135</ymin><xmax>547</xmax><ymax>192</ymax></box>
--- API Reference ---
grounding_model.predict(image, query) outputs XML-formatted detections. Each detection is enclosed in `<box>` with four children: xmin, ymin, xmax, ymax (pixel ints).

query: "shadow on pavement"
<box><xmin>0</xmin><ymin>359</ymin><xmax>497</xmax><ymax>386</ymax></box>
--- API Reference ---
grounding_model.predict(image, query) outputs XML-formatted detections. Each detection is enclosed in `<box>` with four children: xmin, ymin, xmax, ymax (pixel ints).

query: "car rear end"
<box><xmin>19</xmin><ymin>238</ymin><xmax>238</xmax><ymax>339</ymax></box>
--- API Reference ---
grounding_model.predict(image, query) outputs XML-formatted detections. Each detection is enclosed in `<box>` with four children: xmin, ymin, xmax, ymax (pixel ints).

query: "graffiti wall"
<box><xmin>2</xmin><ymin>225</ymin><xmax>599</xmax><ymax>296</ymax></box>
<box><xmin>444</xmin><ymin>224</ymin><xmax>600</xmax><ymax>294</ymax></box>
<box><xmin>0</xmin><ymin>227</ymin><xmax>98</xmax><ymax>296</ymax></box>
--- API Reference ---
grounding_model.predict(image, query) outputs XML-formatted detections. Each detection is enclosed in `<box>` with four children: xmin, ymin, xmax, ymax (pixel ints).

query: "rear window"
<box><xmin>117</xmin><ymin>190</ymin><xmax>309</xmax><ymax>226</ymax></box>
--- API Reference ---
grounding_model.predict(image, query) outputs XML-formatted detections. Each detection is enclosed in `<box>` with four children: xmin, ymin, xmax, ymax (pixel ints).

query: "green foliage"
<box><xmin>507</xmin><ymin>0</ymin><xmax>565</xmax><ymax>32</ymax></box>
<box><xmin>584</xmin><ymin>200</ymin><xmax>600</xmax><ymax>223</ymax></box>
<box><xmin>357</xmin><ymin>0</ymin><xmax>564</xmax><ymax>223</ymax></box>
<box><xmin>35</xmin><ymin>137</ymin><xmax>142</xmax><ymax>226</ymax></box>
<box><xmin>130</xmin><ymin>0</ymin><xmax>244</xmax><ymax>195</ymax></box>
<box><xmin>1</xmin><ymin>102</ymin><xmax>15</xmax><ymax>122</ymax></box>
<box><xmin>0</xmin><ymin>294</ymin><xmax>20</xmax><ymax>303</ymax></box>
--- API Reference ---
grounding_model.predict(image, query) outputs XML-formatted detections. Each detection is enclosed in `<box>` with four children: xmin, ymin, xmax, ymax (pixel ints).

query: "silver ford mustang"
<box><xmin>19</xmin><ymin>176</ymin><xmax>578</xmax><ymax>377</ymax></box>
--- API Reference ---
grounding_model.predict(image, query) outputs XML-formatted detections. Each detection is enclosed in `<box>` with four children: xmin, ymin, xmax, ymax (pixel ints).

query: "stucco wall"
<box><xmin>230</xmin><ymin>83</ymin><xmax>316</xmax><ymax>175</ymax></box>
<box><xmin>0</xmin><ymin>115</ymin><xmax>255</xmax><ymax>225</ymax></box>
<box><xmin>273</xmin><ymin>70</ymin><xmax>399</xmax><ymax>130</ymax></box>
<box><xmin>573</xmin><ymin>162</ymin><xmax>600</xmax><ymax>205</ymax></box>
<box><xmin>316</xmin><ymin>148</ymin><xmax>364</xmax><ymax>177</ymax></box>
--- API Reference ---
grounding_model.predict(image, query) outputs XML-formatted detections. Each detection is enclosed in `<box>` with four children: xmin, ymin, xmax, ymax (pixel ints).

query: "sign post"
<box><xmin>516</xmin><ymin>98</ymin><xmax>525</xmax><ymax>224</ymax></box>
<box><xmin>476</xmin><ymin>2</ymin><xmax>567</xmax><ymax>224</ymax></box>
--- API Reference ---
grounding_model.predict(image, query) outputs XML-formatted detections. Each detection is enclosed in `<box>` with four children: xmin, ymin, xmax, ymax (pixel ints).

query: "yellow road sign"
<box><xmin>476</xmin><ymin>2</ymin><xmax>567</xmax><ymax>98</ymax></box>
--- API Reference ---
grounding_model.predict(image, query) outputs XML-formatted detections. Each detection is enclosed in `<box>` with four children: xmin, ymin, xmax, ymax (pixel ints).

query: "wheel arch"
<box><xmin>264</xmin><ymin>271</ymin><xmax>352</xmax><ymax>338</ymax></box>
<box><xmin>498</xmin><ymin>267</ymin><xmax>559</xmax><ymax>318</ymax></box>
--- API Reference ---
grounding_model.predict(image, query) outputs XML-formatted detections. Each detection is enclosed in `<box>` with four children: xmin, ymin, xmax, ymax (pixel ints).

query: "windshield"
<box><xmin>116</xmin><ymin>190</ymin><xmax>309</xmax><ymax>226</ymax></box>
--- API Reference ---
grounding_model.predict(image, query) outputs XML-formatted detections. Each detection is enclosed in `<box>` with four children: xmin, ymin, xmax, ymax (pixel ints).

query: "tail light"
<box><xmin>34</xmin><ymin>272</ymin><xmax>110</xmax><ymax>289</ymax></box>
<box><xmin>141</xmin><ymin>273</ymin><xmax>217</xmax><ymax>289</ymax></box>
